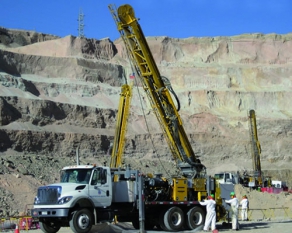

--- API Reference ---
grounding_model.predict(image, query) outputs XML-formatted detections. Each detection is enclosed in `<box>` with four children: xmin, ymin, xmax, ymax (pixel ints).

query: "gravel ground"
<box><xmin>7</xmin><ymin>220</ymin><xmax>292</xmax><ymax>233</ymax></box>
<box><xmin>215</xmin><ymin>220</ymin><xmax>292</xmax><ymax>232</ymax></box>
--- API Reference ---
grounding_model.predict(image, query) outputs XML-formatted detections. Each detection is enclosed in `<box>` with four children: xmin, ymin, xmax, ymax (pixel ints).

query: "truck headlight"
<box><xmin>58</xmin><ymin>196</ymin><xmax>73</xmax><ymax>204</ymax></box>
<box><xmin>34</xmin><ymin>196</ymin><xmax>39</xmax><ymax>204</ymax></box>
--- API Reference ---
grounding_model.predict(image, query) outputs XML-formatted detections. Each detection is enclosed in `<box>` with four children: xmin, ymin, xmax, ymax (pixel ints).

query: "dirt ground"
<box><xmin>11</xmin><ymin>221</ymin><xmax>292</xmax><ymax>233</ymax></box>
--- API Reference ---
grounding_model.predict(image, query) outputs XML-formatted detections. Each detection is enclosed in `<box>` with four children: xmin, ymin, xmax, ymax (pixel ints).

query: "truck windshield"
<box><xmin>60</xmin><ymin>169</ymin><xmax>92</xmax><ymax>184</ymax></box>
<box><xmin>214</xmin><ymin>174</ymin><xmax>224</xmax><ymax>179</ymax></box>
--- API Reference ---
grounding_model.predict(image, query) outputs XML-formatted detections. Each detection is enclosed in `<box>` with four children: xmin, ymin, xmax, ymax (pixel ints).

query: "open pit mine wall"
<box><xmin>0</xmin><ymin>29</ymin><xmax>292</xmax><ymax>181</ymax></box>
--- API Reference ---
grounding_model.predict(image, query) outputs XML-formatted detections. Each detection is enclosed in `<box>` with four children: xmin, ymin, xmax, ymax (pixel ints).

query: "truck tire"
<box><xmin>132</xmin><ymin>218</ymin><xmax>139</xmax><ymax>229</ymax></box>
<box><xmin>163</xmin><ymin>207</ymin><xmax>185</xmax><ymax>231</ymax></box>
<box><xmin>158</xmin><ymin>210</ymin><xmax>168</xmax><ymax>231</ymax></box>
<box><xmin>39</xmin><ymin>221</ymin><xmax>61</xmax><ymax>233</ymax></box>
<box><xmin>69</xmin><ymin>208</ymin><xmax>93</xmax><ymax>233</ymax></box>
<box><xmin>186</xmin><ymin>206</ymin><xmax>205</xmax><ymax>230</ymax></box>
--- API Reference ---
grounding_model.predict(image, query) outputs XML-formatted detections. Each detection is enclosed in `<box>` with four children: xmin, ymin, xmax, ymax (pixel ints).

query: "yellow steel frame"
<box><xmin>110</xmin><ymin>84</ymin><xmax>132</xmax><ymax>173</ymax></box>
<box><xmin>108</xmin><ymin>4</ymin><xmax>205</xmax><ymax>178</ymax></box>
<box><xmin>248</xmin><ymin>109</ymin><xmax>262</xmax><ymax>186</ymax></box>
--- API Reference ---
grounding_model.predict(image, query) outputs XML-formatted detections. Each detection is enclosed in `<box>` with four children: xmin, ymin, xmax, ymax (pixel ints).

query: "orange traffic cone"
<box><xmin>14</xmin><ymin>225</ymin><xmax>20</xmax><ymax>233</ymax></box>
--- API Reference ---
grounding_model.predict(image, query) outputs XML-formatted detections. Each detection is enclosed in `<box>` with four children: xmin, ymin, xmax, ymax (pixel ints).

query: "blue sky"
<box><xmin>0</xmin><ymin>0</ymin><xmax>291</xmax><ymax>41</ymax></box>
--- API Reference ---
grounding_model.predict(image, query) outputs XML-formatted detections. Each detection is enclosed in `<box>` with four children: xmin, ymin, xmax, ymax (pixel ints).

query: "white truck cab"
<box><xmin>32</xmin><ymin>165</ymin><xmax>114</xmax><ymax>233</ymax></box>
<box><xmin>214</xmin><ymin>172</ymin><xmax>236</xmax><ymax>184</ymax></box>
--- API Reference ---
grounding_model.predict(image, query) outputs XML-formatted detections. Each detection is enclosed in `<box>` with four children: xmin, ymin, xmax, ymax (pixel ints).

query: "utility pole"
<box><xmin>77</xmin><ymin>8</ymin><xmax>85</xmax><ymax>38</ymax></box>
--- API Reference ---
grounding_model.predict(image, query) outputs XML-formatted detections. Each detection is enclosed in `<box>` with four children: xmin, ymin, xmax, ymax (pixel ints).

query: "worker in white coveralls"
<box><xmin>240</xmin><ymin>195</ymin><xmax>249</xmax><ymax>221</ymax></box>
<box><xmin>225</xmin><ymin>191</ymin><xmax>239</xmax><ymax>230</ymax></box>
<box><xmin>199</xmin><ymin>194</ymin><xmax>217</xmax><ymax>232</ymax></box>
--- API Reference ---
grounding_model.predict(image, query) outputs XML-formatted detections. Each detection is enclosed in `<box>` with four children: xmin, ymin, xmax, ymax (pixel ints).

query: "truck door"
<box><xmin>88</xmin><ymin>167</ymin><xmax>112</xmax><ymax>207</ymax></box>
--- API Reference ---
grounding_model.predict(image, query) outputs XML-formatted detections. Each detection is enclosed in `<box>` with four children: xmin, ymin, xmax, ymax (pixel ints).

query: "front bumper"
<box><xmin>31</xmin><ymin>208</ymin><xmax>70</xmax><ymax>218</ymax></box>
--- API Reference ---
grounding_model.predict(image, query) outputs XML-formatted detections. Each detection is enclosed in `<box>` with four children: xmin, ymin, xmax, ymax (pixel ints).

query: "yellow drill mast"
<box><xmin>110</xmin><ymin>84</ymin><xmax>132</xmax><ymax>181</ymax></box>
<box><xmin>248</xmin><ymin>109</ymin><xmax>263</xmax><ymax>186</ymax></box>
<box><xmin>108</xmin><ymin>4</ymin><xmax>205</xmax><ymax>178</ymax></box>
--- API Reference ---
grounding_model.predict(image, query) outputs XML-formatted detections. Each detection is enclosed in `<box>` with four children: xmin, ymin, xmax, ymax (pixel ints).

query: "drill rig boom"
<box><xmin>110</xmin><ymin>84</ymin><xmax>132</xmax><ymax>170</ymax></box>
<box><xmin>248</xmin><ymin>109</ymin><xmax>262</xmax><ymax>186</ymax></box>
<box><xmin>109</xmin><ymin>4</ymin><xmax>205</xmax><ymax>178</ymax></box>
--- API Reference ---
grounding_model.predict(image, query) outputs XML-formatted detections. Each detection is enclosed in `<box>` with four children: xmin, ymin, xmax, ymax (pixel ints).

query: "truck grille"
<box><xmin>36</xmin><ymin>186</ymin><xmax>61</xmax><ymax>204</ymax></box>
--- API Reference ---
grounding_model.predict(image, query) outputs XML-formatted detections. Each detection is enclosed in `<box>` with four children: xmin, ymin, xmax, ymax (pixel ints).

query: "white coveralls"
<box><xmin>199</xmin><ymin>199</ymin><xmax>216</xmax><ymax>231</ymax></box>
<box><xmin>240</xmin><ymin>198</ymin><xmax>249</xmax><ymax>221</ymax></box>
<box><xmin>225</xmin><ymin>197</ymin><xmax>239</xmax><ymax>230</ymax></box>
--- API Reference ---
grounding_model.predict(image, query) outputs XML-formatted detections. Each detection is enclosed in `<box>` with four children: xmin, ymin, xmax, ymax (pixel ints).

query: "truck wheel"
<box><xmin>163</xmin><ymin>207</ymin><xmax>185</xmax><ymax>231</ymax></box>
<box><xmin>132</xmin><ymin>218</ymin><xmax>139</xmax><ymax>229</ymax></box>
<box><xmin>186</xmin><ymin>206</ymin><xmax>205</xmax><ymax>230</ymax></box>
<box><xmin>69</xmin><ymin>208</ymin><xmax>93</xmax><ymax>233</ymax></box>
<box><xmin>158</xmin><ymin>210</ymin><xmax>168</xmax><ymax>231</ymax></box>
<box><xmin>39</xmin><ymin>221</ymin><xmax>61</xmax><ymax>233</ymax></box>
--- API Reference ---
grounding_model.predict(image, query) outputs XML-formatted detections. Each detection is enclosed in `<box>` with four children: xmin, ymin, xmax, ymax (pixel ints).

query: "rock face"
<box><xmin>0</xmin><ymin>27</ymin><xmax>292</xmax><ymax>215</ymax></box>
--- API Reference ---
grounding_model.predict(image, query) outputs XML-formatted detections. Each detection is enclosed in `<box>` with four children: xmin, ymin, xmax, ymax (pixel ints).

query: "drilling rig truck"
<box><xmin>31</xmin><ymin>4</ymin><xmax>228</xmax><ymax>233</ymax></box>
